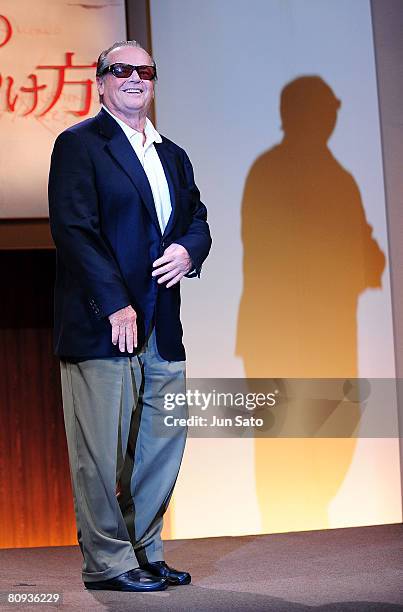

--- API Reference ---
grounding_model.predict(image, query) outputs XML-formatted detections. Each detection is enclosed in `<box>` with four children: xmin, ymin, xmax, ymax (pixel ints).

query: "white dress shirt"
<box><xmin>102</xmin><ymin>104</ymin><xmax>172</xmax><ymax>233</ymax></box>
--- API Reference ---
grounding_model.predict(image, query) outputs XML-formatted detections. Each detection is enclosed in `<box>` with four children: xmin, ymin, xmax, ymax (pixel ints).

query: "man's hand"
<box><xmin>108</xmin><ymin>305</ymin><xmax>137</xmax><ymax>353</ymax></box>
<box><xmin>152</xmin><ymin>243</ymin><xmax>192</xmax><ymax>287</ymax></box>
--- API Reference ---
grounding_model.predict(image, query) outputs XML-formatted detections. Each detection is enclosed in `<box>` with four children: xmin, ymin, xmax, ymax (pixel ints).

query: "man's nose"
<box><xmin>128</xmin><ymin>70</ymin><xmax>142</xmax><ymax>82</ymax></box>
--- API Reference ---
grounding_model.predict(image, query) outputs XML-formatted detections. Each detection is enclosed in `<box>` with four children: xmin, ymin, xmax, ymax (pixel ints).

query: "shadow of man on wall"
<box><xmin>236</xmin><ymin>76</ymin><xmax>385</xmax><ymax>532</ymax></box>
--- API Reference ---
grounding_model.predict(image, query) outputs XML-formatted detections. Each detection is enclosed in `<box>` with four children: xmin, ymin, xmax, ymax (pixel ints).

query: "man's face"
<box><xmin>97</xmin><ymin>45</ymin><xmax>155</xmax><ymax>118</ymax></box>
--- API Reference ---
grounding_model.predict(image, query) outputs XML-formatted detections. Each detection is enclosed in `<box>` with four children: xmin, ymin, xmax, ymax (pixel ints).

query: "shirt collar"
<box><xmin>102</xmin><ymin>104</ymin><xmax>162</xmax><ymax>146</ymax></box>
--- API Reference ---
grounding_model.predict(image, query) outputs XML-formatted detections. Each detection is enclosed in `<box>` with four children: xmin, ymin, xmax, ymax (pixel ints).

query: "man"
<box><xmin>48</xmin><ymin>40</ymin><xmax>211</xmax><ymax>592</ymax></box>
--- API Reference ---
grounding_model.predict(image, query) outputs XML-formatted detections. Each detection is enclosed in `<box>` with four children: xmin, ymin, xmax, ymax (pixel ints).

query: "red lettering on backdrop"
<box><xmin>3</xmin><ymin>75</ymin><xmax>18</xmax><ymax>111</ymax></box>
<box><xmin>36</xmin><ymin>52</ymin><xmax>96</xmax><ymax>117</ymax></box>
<box><xmin>0</xmin><ymin>15</ymin><xmax>12</xmax><ymax>48</ymax></box>
<box><xmin>20</xmin><ymin>74</ymin><xmax>47</xmax><ymax>116</ymax></box>
<box><xmin>0</xmin><ymin>15</ymin><xmax>97</xmax><ymax>117</ymax></box>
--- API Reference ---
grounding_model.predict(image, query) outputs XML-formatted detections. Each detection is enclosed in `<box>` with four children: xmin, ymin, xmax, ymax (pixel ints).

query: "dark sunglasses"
<box><xmin>101</xmin><ymin>63</ymin><xmax>157</xmax><ymax>80</ymax></box>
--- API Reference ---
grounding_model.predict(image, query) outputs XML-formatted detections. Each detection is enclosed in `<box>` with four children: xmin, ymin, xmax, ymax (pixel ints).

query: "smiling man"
<box><xmin>48</xmin><ymin>40</ymin><xmax>211</xmax><ymax>592</ymax></box>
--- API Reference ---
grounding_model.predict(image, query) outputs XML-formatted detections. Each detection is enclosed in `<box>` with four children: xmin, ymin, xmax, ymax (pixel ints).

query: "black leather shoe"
<box><xmin>140</xmin><ymin>561</ymin><xmax>191</xmax><ymax>585</ymax></box>
<box><xmin>84</xmin><ymin>568</ymin><xmax>168</xmax><ymax>592</ymax></box>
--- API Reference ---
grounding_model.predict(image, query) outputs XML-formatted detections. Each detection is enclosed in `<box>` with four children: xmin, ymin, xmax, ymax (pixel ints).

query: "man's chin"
<box><xmin>123</xmin><ymin>101</ymin><xmax>149</xmax><ymax>114</ymax></box>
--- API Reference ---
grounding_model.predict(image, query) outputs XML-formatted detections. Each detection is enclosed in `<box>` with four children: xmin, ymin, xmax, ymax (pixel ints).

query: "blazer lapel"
<box><xmin>97</xmin><ymin>109</ymin><xmax>161</xmax><ymax>234</ymax></box>
<box><xmin>154</xmin><ymin>139</ymin><xmax>179</xmax><ymax>238</ymax></box>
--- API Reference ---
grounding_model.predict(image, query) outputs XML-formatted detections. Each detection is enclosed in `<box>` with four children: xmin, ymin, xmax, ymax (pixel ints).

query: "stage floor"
<box><xmin>0</xmin><ymin>523</ymin><xmax>402</xmax><ymax>611</ymax></box>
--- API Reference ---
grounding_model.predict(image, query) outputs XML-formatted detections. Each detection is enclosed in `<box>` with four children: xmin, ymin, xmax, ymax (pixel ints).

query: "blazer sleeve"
<box><xmin>48</xmin><ymin>130</ymin><xmax>131</xmax><ymax>319</ymax></box>
<box><xmin>173</xmin><ymin>149</ymin><xmax>212</xmax><ymax>278</ymax></box>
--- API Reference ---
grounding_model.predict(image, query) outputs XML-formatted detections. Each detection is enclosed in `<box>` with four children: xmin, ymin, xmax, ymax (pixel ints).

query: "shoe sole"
<box><xmin>85</xmin><ymin>583</ymin><xmax>168</xmax><ymax>592</ymax></box>
<box><xmin>168</xmin><ymin>576</ymin><xmax>191</xmax><ymax>586</ymax></box>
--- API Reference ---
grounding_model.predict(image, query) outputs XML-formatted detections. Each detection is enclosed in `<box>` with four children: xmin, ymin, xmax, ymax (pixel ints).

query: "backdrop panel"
<box><xmin>0</xmin><ymin>0</ymin><xmax>126</xmax><ymax>218</ymax></box>
<box><xmin>150</xmin><ymin>0</ymin><xmax>402</xmax><ymax>538</ymax></box>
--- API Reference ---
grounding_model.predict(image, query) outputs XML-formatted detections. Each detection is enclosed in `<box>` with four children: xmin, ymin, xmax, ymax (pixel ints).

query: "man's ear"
<box><xmin>96</xmin><ymin>76</ymin><xmax>104</xmax><ymax>96</ymax></box>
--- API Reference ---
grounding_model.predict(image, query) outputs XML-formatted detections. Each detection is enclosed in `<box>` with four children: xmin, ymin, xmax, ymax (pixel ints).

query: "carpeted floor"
<box><xmin>0</xmin><ymin>523</ymin><xmax>402</xmax><ymax>611</ymax></box>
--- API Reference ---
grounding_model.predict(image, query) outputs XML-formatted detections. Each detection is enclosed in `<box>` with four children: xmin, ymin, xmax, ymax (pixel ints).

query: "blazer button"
<box><xmin>161</xmin><ymin>241</ymin><xmax>165</xmax><ymax>248</ymax></box>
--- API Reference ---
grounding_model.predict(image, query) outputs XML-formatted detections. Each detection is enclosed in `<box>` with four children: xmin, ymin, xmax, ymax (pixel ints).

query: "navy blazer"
<box><xmin>48</xmin><ymin>108</ymin><xmax>211</xmax><ymax>361</ymax></box>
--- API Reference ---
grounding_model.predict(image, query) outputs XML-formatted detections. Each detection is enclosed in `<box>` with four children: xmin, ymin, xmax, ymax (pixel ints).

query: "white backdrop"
<box><xmin>150</xmin><ymin>0</ymin><xmax>402</xmax><ymax>538</ymax></box>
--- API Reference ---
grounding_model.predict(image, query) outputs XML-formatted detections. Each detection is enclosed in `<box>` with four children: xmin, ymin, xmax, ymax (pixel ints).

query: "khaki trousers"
<box><xmin>60</xmin><ymin>329</ymin><xmax>187</xmax><ymax>583</ymax></box>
